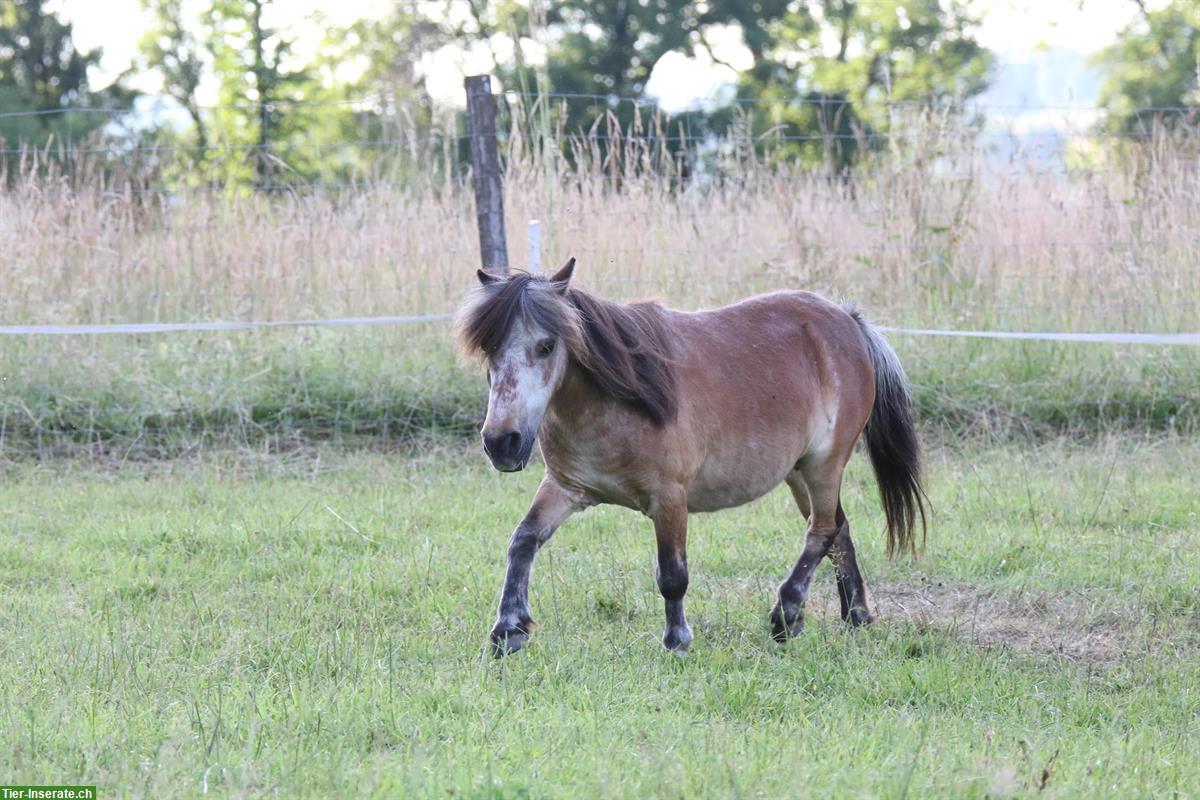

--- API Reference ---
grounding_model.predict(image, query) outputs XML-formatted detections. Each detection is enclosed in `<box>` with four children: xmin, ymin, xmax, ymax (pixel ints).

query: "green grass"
<box><xmin>1</xmin><ymin>325</ymin><xmax>1197</xmax><ymax>459</ymax></box>
<box><xmin>0</xmin><ymin>437</ymin><xmax>1197</xmax><ymax>797</ymax></box>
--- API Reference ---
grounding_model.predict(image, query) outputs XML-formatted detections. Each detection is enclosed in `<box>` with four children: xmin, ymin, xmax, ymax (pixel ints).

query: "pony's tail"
<box><xmin>848</xmin><ymin>307</ymin><xmax>927</xmax><ymax>557</ymax></box>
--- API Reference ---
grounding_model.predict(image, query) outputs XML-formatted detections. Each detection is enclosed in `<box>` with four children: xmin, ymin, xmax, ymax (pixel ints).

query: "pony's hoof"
<box><xmin>769</xmin><ymin>603</ymin><xmax>803</xmax><ymax>642</ymax></box>
<box><xmin>663</xmin><ymin>624</ymin><xmax>693</xmax><ymax>653</ymax></box>
<box><xmin>490</xmin><ymin>618</ymin><xmax>533</xmax><ymax>657</ymax></box>
<box><xmin>844</xmin><ymin>606</ymin><xmax>875</xmax><ymax>627</ymax></box>
<box><xmin>490</xmin><ymin>629</ymin><xmax>530</xmax><ymax>657</ymax></box>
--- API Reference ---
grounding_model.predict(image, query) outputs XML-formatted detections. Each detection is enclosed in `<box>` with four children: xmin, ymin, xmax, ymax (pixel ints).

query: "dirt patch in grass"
<box><xmin>857</xmin><ymin>576</ymin><xmax>1196</xmax><ymax>665</ymax></box>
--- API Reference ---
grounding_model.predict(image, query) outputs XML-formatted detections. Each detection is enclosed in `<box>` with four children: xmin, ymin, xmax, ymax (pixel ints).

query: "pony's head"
<box><xmin>456</xmin><ymin>258</ymin><xmax>582</xmax><ymax>471</ymax></box>
<box><xmin>457</xmin><ymin>257</ymin><xmax>679</xmax><ymax>472</ymax></box>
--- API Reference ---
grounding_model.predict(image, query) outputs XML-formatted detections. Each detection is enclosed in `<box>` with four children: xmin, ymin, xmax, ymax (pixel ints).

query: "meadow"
<box><xmin>1</xmin><ymin>117</ymin><xmax>1198</xmax><ymax>797</ymax></box>
<box><xmin>0</xmin><ymin>437</ymin><xmax>1197</xmax><ymax>797</ymax></box>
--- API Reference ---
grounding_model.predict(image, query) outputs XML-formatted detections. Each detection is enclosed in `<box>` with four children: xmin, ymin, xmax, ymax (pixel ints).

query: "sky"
<box><xmin>50</xmin><ymin>0</ymin><xmax>1146</xmax><ymax>114</ymax></box>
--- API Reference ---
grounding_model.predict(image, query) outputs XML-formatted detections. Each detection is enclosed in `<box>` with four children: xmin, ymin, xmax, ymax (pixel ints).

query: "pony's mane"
<box><xmin>456</xmin><ymin>272</ymin><xmax>678</xmax><ymax>426</ymax></box>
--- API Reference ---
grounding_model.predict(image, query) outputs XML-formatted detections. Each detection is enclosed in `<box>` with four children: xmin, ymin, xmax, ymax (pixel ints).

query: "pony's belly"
<box><xmin>686</xmin><ymin>464</ymin><xmax>791</xmax><ymax>512</ymax></box>
<box><xmin>685</xmin><ymin>423</ymin><xmax>807</xmax><ymax>512</ymax></box>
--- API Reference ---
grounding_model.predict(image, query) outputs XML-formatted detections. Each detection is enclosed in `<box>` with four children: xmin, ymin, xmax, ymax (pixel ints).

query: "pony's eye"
<box><xmin>535</xmin><ymin>339</ymin><xmax>556</xmax><ymax>358</ymax></box>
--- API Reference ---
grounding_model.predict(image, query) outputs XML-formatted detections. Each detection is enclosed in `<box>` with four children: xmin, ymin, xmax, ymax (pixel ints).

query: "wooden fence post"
<box><xmin>464</xmin><ymin>75</ymin><xmax>509</xmax><ymax>274</ymax></box>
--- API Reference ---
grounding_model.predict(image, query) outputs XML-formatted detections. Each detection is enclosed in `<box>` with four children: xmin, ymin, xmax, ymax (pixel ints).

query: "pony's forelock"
<box><xmin>455</xmin><ymin>272</ymin><xmax>583</xmax><ymax>360</ymax></box>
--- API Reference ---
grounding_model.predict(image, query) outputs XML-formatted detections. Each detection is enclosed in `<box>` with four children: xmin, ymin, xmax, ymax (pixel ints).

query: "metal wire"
<box><xmin>4</xmin><ymin>91</ymin><xmax>1197</xmax><ymax>120</ymax></box>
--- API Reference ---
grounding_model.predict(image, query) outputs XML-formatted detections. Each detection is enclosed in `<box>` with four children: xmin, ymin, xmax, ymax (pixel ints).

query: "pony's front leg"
<box><xmin>491</xmin><ymin>476</ymin><xmax>582</xmax><ymax>656</ymax></box>
<box><xmin>652</xmin><ymin>495</ymin><xmax>692</xmax><ymax>652</ymax></box>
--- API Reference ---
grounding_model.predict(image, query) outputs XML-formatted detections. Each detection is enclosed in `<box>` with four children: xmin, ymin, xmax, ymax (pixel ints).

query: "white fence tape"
<box><xmin>878</xmin><ymin>327</ymin><xmax>1200</xmax><ymax>346</ymax></box>
<box><xmin>0</xmin><ymin>315</ymin><xmax>1196</xmax><ymax>345</ymax></box>
<box><xmin>0</xmin><ymin>313</ymin><xmax>453</xmax><ymax>335</ymax></box>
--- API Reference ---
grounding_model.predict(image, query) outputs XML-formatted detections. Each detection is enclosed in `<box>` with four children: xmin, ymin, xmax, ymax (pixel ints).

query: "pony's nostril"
<box><xmin>484</xmin><ymin>430</ymin><xmax>523</xmax><ymax>461</ymax></box>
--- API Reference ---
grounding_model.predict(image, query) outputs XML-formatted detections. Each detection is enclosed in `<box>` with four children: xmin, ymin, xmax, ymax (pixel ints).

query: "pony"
<box><xmin>456</xmin><ymin>258</ymin><xmax>926</xmax><ymax>655</ymax></box>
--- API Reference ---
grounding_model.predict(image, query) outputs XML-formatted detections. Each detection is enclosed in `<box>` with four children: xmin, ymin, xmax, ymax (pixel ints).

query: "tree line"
<box><xmin>1</xmin><ymin>0</ymin><xmax>1197</xmax><ymax>185</ymax></box>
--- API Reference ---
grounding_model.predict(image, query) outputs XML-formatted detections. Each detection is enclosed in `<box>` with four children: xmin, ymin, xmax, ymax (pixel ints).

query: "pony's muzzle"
<box><xmin>482</xmin><ymin>429</ymin><xmax>530</xmax><ymax>472</ymax></box>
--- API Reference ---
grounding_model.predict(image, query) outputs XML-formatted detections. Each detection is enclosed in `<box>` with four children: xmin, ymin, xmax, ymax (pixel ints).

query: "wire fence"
<box><xmin>8</xmin><ymin>89</ymin><xmax>1200</xmax><ymax>117</ymax></box>
<box><xmin>1</xmin><ymin>95</ymin><xmax>1199</xmax><ymax>457</ymax></box>
<box><xmin>7</xmin><ymin>90</ymin><xmax>1200</xmax><ymax>192</ymax></box>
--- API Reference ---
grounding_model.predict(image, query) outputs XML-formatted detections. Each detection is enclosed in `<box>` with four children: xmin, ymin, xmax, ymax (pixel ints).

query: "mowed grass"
<box><xmin>0</xmin><ymin>437</ymin><xmax>1197</xmax><ymax>798</ymax></box>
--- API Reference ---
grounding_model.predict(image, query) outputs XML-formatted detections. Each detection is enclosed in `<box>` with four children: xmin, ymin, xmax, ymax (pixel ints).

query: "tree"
<box><xmin>1093</xmin><ymin>0</ymin><xmax>1200</xmax><ymax>135</ymax></box>
<box><xmin>487</xmin><ymin>0</ymin><xmax>791</xmax><ymax>133</ymax></box>
<box><xmin>443</xmin><ymin>0</ymin><xmax>990</xmax><ymax>171</ymax></box>
<box><xmin>133</xmin><ymin>1</ymin><xmax>452</xmax><ymax>186</ymax></box>
<box><xmin>0</xmin><ymin>0</ymin><xmax>132</xmax><ymax>149</ymax></box>
<box><xmin>319</xmin><ymin>5</ymin><xmax>442</xmax><ymax>108</ymax></box>
<box><xmin>204</xmin><ymin>0</ymin><xmax>314</xmax><ymax>184</ymax></box>
<box><xmin>308</xmin><ymin>4</ymin><xmax>449</xmax><ymax>180</ymax></box>
<box><xmin>731</xmin><ymin>0</ymin><xmax>993</xmax><ymax>171</ymax></box>
<box><xmin>539</xmin><ymin>0</ymin><xmax>691</xmax><ymax>98</ymax></box>
<box><xmin>138</xmin><ymin>0</ymin><xmax>209</xmax><ymax>155</ymax></box>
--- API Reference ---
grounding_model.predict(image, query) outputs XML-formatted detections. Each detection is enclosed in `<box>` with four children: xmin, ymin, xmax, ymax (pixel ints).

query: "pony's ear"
<box><xmin>477</xmin><ymin>268</ymin><xmax>502</xmax><ymax>285</ymax></box>
<box><xmin>550</xmin><ymin>257</ymin><xmax>576</xmax><ymax>291</ymax></box>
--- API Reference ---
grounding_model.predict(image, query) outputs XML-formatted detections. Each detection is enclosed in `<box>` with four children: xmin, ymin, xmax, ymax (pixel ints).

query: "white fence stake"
<box><xmin>528</xmin><ymin>219</ymin><xmax>542</xmax><ymax>274</ymax></box>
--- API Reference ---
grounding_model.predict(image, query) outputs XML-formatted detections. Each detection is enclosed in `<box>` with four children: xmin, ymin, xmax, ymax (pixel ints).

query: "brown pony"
<box><xmin>457</xmin><ymin>258</ymin><xmax>926</xmax><ymax>655</ymax></box>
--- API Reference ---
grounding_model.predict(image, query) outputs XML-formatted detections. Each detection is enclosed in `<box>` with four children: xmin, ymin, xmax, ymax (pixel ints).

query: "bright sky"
<box><xmin>53</xmin><ymin>0</ymin><xmax>1147</xmax><ymax>111</ymax></box>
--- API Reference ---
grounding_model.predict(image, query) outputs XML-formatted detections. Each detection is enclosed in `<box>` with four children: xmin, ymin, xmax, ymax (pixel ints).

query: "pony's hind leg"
<box><xmin>828</xmin><ymin>504</ymin><xmax>874</xmax><ymax>626</ymax></box>
<box><xmin>788</xmin><ymin>474</ymin><xmax>812</xmax><ymax>522</ymax></box>
<box><xmin>770</xmin><ymin>461</ymin><xmax>844</xmax><ymax>641</ymax></box>
<box><xmin>780</xmin><ymin>476</ymin><xmax>872</xmax><ymax>623</ymax></box>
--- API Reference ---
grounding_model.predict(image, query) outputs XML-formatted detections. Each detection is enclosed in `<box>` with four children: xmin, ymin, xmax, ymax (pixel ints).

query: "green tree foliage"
<box><xmin>203</xmin><ymin>0</ymin><xmax>316</xmax><ymax>184</ymax></box>
<box><xmin>457</xmin><ymin>0</ymin><xmax>990</xmax><ymax>170</ymax></box>
<box><xmin>0</xmin><ymin>0</ymin><xmax>132</xmax><ymax>149</ymax></box>
<box><xmin>308</xmin><ymin>4</ymin><xmax>450</xmax><ymax>182</ymax></box>
<box><xmin>540</xmin><ymin>1</ymin><xmax>691</xmax><ymax>98</ymax></box>
<box><xmin>138</xmin><ymin>0</ymin><xmax>209</xmax><ymax>154</ymax></box>
<box><xmin>485</xmin><ymin>0</ymin><xmax>783</xmax><ymax>132</ymax></box>
<box><xmin>5</xmin><ymin>0</ymin><xmax>997</xmax><ymax>183</ymax></box>
<box><xmin>136</xmin><ymin>0</ymin><xmax>451</xmax><ymax>186</ymax></box>
<box><xmin>732</xmin><ymin>0</ymin><xmax>993</xmax><ymax>170</ymax></box>
<box><xmin>1093</xmin><ymin>0</ymin><xmax>1200</xmax><ymax>134</ymax></box>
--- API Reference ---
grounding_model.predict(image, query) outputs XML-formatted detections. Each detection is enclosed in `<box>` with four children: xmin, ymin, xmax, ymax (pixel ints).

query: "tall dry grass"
<box><xmin>0</xmin><ymin>115</ymin><xmax>1197</xmax><ymax>456</ymax></box>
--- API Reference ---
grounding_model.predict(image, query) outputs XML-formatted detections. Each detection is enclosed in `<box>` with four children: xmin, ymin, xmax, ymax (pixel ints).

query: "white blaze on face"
<box><xmin>481</xmin><ymin>318</ymin><xmax>567</xmax><ymax>445</ymax></box>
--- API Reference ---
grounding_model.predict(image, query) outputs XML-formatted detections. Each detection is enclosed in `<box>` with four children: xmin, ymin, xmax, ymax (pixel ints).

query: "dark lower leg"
<box><xmin>490</xmin><ymin>525</ymin><xmax>544</xmax><ymax>656</ymax></box>
<box><xmin>772</xmin><ymin>469</ymin><xmax>844</xmax><ymax>641</ymax></box>
<box><xmin>490</xmin><ymin>478</ymin><xmax>580</xmax><ymax>656</ymax></box>
<box><xmin>827</xmin><ymin>506</ymin><xmax>873</xmax><ymax>626</ymax></box>
<box><xmin>657</xmin><ymin>552</ymin><xmax>691</xmax><ymax>651</ymax></box>
<box><xmin>493</xmin><ymin>532</ymin><xmax>538</xmax><ymax>635</ymax></box>
<box><xmin>654</xmin><ymin>500</ymin><xmax>692</xmax><ymax>652</ymax></box>
<box><xmin>770</xmin><ymin>531</ymin><xmax>836</xmax><ymax>640</ymax></box>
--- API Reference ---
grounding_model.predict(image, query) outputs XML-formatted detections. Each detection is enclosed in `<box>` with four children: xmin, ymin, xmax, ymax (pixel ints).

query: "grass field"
<box><xmin>2</xmin><ymin>118</ymin><xmax>1198</xmax><ymax>797</ymax></box>
<box><xmin>3</xmin><ymin>324</ymin><xmax>1196</xmax><ymax>460</ymax></box>
<box><xmin>1</xmin><ymin>435</ymin><xmax>1197</xmax><ymax>798</ymax></box>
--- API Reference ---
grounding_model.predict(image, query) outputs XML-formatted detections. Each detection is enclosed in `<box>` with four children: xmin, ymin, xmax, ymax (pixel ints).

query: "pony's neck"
<box><xmin>538</xmin><ymin>359</ymin><xmax>629</xmax><ymax>477</ymax></box>
<box><xmin>545</xmin><ymin>358</ymin><xmax>605</xmax><ymax>426</ymax></box>
<box><xmin>546</xmin><ymin>356</ymin><xmax>632</xmax><ymax>442</ymax></box>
